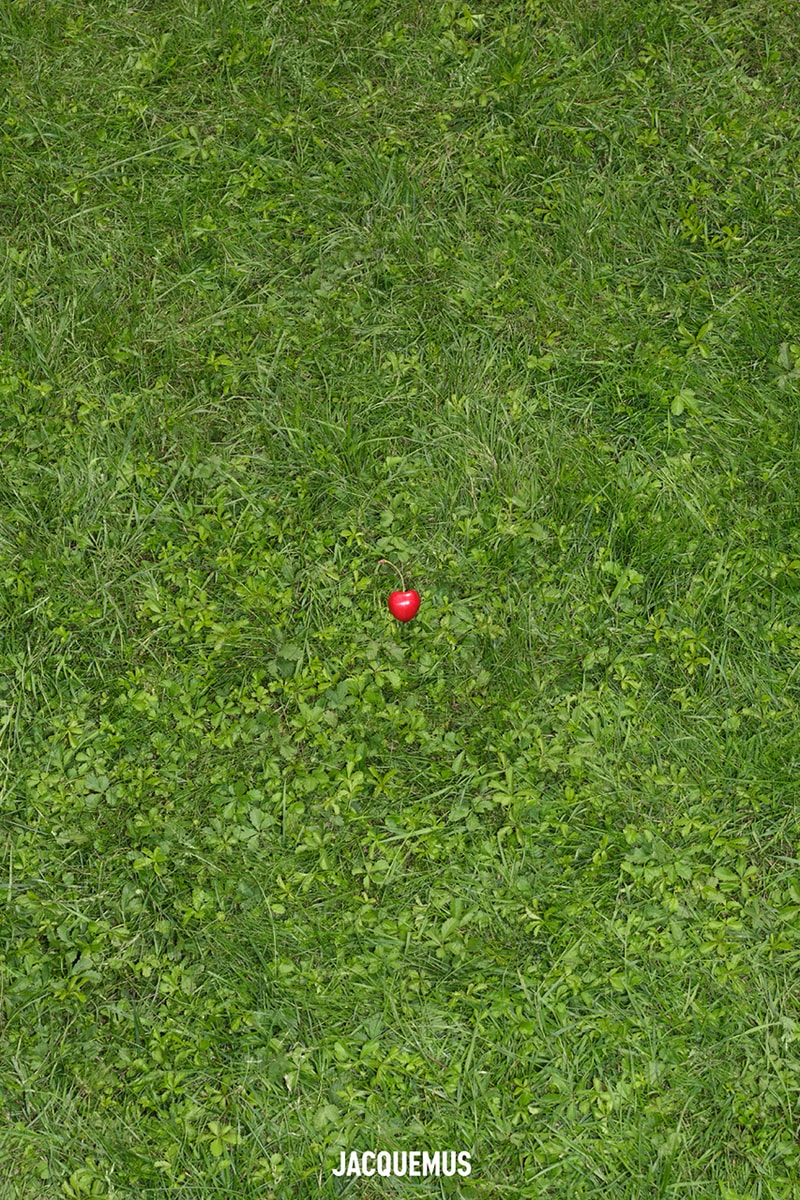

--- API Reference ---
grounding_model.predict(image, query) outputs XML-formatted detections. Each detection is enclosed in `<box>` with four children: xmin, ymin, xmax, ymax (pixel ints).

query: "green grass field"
<box><xmin>2</xmin><ymin>0</ymin><xmax>800</xmax><ymax>1196</ymax></box>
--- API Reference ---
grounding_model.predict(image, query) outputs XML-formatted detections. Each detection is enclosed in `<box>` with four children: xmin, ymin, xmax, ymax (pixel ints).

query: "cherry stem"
<box><xmin>377</xmin><ymin>558</ymin><xmax>406</xmax><ymax>591</ymax></box>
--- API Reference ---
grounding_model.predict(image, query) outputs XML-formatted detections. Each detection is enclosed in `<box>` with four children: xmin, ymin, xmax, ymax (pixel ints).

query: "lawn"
<box><xmin>2</xmin><ymin>0</ymin><xmax>800</xmax><ymax>1196</ymax></box>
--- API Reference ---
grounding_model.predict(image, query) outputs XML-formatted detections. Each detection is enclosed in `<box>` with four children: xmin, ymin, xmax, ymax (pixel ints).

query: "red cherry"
<box><xmin>388</xmin><ymin>590</ymin><xmax>420</xmax><ymax>622</ymax></box>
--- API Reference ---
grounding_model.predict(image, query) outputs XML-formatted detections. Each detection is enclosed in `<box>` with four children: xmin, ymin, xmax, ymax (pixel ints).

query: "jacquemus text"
<box><xmin>332</xmin><ymin>1150</ymin><xmax>472</xmax><ymax>1177</ymax></box>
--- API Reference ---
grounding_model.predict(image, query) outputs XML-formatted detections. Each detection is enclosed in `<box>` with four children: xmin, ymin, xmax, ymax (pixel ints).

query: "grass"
<box><xmin>2</xmin><ymin>0</ymin><xmax>800</xmax><ymax>1196</ymax></box>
